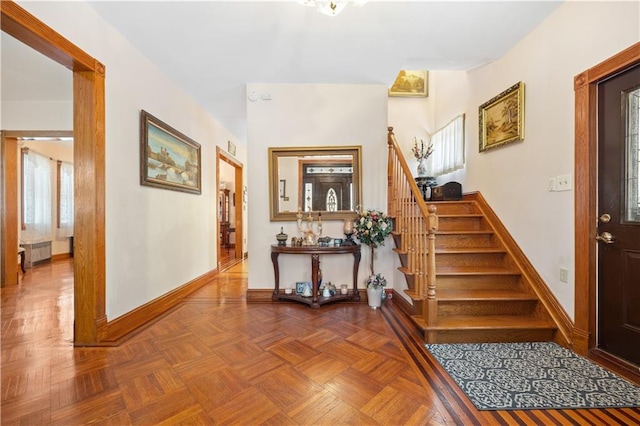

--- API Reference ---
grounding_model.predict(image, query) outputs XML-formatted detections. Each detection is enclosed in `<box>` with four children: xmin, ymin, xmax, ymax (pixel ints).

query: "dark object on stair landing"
<box><xmin>431</xmin><ymin>181</ymin><xmax>462</xmax><ymax>201</ymax></box>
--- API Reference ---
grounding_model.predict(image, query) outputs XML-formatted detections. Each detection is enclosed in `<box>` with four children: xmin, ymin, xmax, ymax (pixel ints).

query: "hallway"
<box><xmin>2</xmin><ymin>259</ymin><xmax>639</xmax><ymax>424</ymax></box>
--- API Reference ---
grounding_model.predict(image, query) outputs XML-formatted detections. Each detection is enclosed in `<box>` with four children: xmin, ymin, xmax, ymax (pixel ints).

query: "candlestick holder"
<box><xmin>297</xmin><ymin>211</ymin><xmax>322</xmax><ymax>246</ymax></box>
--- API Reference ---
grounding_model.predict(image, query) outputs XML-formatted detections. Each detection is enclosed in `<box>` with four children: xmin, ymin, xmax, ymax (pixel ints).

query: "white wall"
<box><xmin>420</xmin><ymin>1</ymin><xmax>639</xmax><ymax>319</ymax></box>
<box><xmin>247</xmin><ymin>83</ymin><xmax>392</xmax><ymax>291</ymax></box>
<box><xmin>387</xmin><ymin>75</ymin><xmax>436</xmax><ymax>178</ymax></box>
<box><xmin>2</xmin><ymin>101</ymin><xmax>73</xmax><ymax>130</ymax></box>
<box><xmin>14</xmin><ymin>1</ymin><xmax>246</xmax><ymax>320</ymax></box>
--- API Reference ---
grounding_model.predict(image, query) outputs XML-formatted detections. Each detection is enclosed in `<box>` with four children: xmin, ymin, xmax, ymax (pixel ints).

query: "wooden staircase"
<box><xmin>392</xmin><ymin>197</ymin><xmax>559</xmax><ymax>343</ymax></box>
<box><xmin>386</xmin><ymin>127</ymin><xmax>572</xmax><ymax>346</ymax></box>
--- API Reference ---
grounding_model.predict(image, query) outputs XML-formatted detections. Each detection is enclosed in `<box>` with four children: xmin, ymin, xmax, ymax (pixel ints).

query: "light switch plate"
<box><xmin>556</xmin><ymin>173</ymin><xmax>572</xmax><ymax>191</ymax></box>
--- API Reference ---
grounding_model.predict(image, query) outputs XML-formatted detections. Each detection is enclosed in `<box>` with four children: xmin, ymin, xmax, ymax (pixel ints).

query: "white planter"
<box><xmin>367</xmin><ymin>287</ymin><xmax>383</xmax><ymax>309</ymax></box>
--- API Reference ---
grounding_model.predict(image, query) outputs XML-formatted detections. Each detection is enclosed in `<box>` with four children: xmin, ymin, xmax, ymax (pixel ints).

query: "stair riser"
<box><xmin>429</xmin><ymin>202</ymin><xmax>478</xmax><ymax>215</ymax></box>
<box><xmin>436</xmin><ymin>275</ymin><xmax>521</xmax><ymax>291</ymax></box>
<box><xmin>409</xmin><ymin>294</ymin><xmax>426</xmax><ymax>316</ymax></box>
<box><xmin>403</xmin><ymin>273</ymin><xmax>415</xmax><ymax>291</ymax></box>
<box><xmin>426</xmin><ymin>329</ymin><xmax>556</xmax><ymax>344</ymax></box>
<box><xmin>438</xmin><ymin>217</ymin><xmax>489</xmax><ymax>232</ymax></box>
<box><xmin>396</xmin><ymin>252</ymin><xmax>407</xmax><ymax>268</ymax></box>
<box><xmin>438</xmin><ymin>300</ymin><xmax>538</xmax><ymax>316</ymax></box>
<box><xmin>392</xmin><ymin>233</ymin><xmax>401</xmax><ymax>248</ymax></box>
<box><xmin>435</xmin><ymin>234</ymin><xmax>497</xmax><ymax>249</ymax></box>
<box><xmin>436</xmin><ymin>252</ymin><xmax>507</xmax><ymax>267</ymax></box>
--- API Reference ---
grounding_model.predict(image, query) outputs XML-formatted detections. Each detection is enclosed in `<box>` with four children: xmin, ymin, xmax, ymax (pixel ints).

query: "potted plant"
<box><xmin>366</xmin><ymin>273</ymin><xmax>387</xmax><ymax>309</ymax></box>
<box><xmin>353</xmin><ymin>208</ymin><xmax>392</xmax><ymax>308</ymax></box>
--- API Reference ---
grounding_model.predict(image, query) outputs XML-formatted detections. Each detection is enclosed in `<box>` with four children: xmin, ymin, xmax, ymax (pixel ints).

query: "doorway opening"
<box><xmin>1</xmin><ymin>2</ymin><xmax>106</xmax><ymax>345</ymax></box>
<box><xmin>216</xmin><ymin>147</ymin><xmax>243</xmax><ymax>271</ymax></box>
<box><xmin>574</xmin><ymin>41</ymin><xmax>640</xmax><ymax>382</ymax></box>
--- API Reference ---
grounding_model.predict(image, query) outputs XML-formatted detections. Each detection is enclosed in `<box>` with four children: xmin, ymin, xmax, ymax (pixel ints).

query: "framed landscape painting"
<box><xmin>479</xmin><ymin>82</ymin><xmax>525</xmax><ymax>152</ymax></box>
<box><xmin>389</xmin><ymin>70</ymin><xmax>428</xmax><ymax>97</ymax></box>
<box><xmin>140</xmin><ymin>110</ymin><xmax>202</xmax><ymax>194</ymax></box>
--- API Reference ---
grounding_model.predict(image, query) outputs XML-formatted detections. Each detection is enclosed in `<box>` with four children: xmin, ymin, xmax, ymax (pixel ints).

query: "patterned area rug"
<box><xmin>425</xmin><ymin>342</ymin><xmax>640</xmax><ymax>410</ymax></box>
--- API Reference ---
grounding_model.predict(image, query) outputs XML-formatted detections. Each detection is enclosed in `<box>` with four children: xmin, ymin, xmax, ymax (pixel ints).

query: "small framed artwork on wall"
<box><xmin>479</xmin><ymin>82</ymin><xmax>525</xmax><ymax>152</ymax></box>
<box><xmin>389</xmin><ymin>70</ymin><xmax>428</xmax><ymax>97</ymax></box>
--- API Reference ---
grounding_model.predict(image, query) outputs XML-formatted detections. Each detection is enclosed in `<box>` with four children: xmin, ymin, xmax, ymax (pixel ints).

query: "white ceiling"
<box><xmin>1</xmin><ymin>1</ymin><xmax>563</xmax><ymax>142</ymax></box>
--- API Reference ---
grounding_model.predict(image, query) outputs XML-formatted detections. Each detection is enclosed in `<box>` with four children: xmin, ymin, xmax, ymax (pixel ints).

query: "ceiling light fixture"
<box><xmin>298</xmin><ymin>0</ymin><xmax>369</xmax><ymax>17</ymax></box>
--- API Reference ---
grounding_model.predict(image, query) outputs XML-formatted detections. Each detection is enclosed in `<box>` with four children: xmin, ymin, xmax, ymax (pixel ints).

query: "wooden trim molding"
<box><xmin>0</xmin><ymin>1</ymin><xmax>98</xmax><ymax>73</ymax></box>
<box><xmin>464</xmin><ymin>192</ymin><xmax>574</xmax><ymax>348</ymax></box>
<box><xmin>1</xmin><ymin>1</ymin><xmax>106</xmax><ymax>345</ymax></box>
<box><xmin>99</xmin><ymin>269</ymin><xmax>219</xmax><ymax>345</ymax></box>
<box><xmin>246</xmin><ymin>289</ymin><xmax>368</xmax><ymax>304</ymax></box>
<box><xmin>390</xmin><ymin>289</ymin><xmax>416</xmax><ymax>318</ymax></box>
<box><xmin>574</xmin><ymin>42</ymin><xmax>640</xmax><ymax>358</ymax></box>
<box><xmin>0</xmin><ymin>133</ymin><xmax>20</xmax><ymax>287</ymax></box>
<box><xmin>246</xmin><ymin>289</ymin><xmax>276</xmax><ymax>303</ymax></box>
<box><xmin>51</xmin><ymin>253</ymin><xmax>72</xmax><ymax>262</ymax></box>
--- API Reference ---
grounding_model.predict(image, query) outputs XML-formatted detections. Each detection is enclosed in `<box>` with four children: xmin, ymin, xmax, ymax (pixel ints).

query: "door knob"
<box><xmin>599</xmin><ymin>213</ymin><xmax>611</xmax><ymax>223</ymax></box>
<box><xmin>595</xmin><ymin>231</ymin><xmax>615</xmax><ymax>244</ymax></box>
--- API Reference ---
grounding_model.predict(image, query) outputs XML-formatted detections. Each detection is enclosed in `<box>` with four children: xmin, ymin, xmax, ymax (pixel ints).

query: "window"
<box><xmin>427</xmin><ymin>114</ymin><xmax>465</xmax><ymax>176</ymax></box>
<box><xmin>21</xmin><ymin>148</ymin><xmax>52</xmax><ymax>241</ymax></box>
<box><xmin>57</xmin><ymin>160</ymin><xmax>74</xmax><ymax>236</ymax></box>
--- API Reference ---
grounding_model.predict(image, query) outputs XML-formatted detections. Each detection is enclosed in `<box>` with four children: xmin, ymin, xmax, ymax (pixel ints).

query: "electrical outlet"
<box><xmin>548</xmin><ymin>177</ymin><xmax>557</xmax><ymax>192</ymax></box>
<box><xmin>560</xmin><ymin>267</ymin><xmax>569</xmax><ymax>283</ymax></box>
<box><xmin>556</xmin><ymin>173</ymin><xmax>572</xmax><ymax>191</ymax></box>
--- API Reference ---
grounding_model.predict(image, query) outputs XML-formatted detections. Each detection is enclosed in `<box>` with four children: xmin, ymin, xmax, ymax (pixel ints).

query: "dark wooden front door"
<box><xmin>597</xmin><ymin>63</ymin><xmax>640</xmax><ymax>366</ymax></box>
<box><xmin>301</xmin><ymin>161</ymin><xmax>352</xmax><ymax>212</ymax></box>
<box><xmin>308</xmin><ymin>177</ymin><xmax>350</xmax><ymax>211</ymax></box>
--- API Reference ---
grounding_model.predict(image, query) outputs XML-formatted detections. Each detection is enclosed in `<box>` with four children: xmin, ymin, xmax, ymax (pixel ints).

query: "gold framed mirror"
<box><xmin>268</xmin><ymin>146</ymin><xmax>362</xmax><ymax>221</ymax></box>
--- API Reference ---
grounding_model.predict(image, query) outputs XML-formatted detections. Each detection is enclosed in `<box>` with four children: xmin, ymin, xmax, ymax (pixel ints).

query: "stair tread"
<box><xmin>437</xmin><ymin>289</ymin><xmax>536</xmax><ymax>301</ymax></box>
<box><xmin>429</xmin><ymin>315</ymin><xmax>555</xmax><ymax>330</ymax></box>
<box><xmin>393</xmin><ymin>248</ymin><xmax>506</xmax><ymax>255</ymax></box>
<box><xmin>404</xmin><ymin>290</ymin><xmax>420</xmax><ymax>299</ymax></box>
<box><xmin>436</xmin><ymin>247</ymin><xmax>506</xmax><ymax>254</ymax></box>
<box><xmin>394</xmin><ymin>230</ymin><xmax>494</xmax><ymax>236</ymax></box>
<box><xmin>437</xmin><ymin>266</ymin><xmax>521</xmax><ymax>275</ymax></box>
<box><xmin>398</xmin><ymin>267</ymin><xmax>414</xmax><ymax>276</ymax></box>
<box><xmin>436</xmin><ymin>230</ymin><xmax>494</xmax><ymax>235</ymax></box>
<box><xmin>400</xmin><ymin>265</ymin><xmax>521</xmax><ymax>277</ymax></box>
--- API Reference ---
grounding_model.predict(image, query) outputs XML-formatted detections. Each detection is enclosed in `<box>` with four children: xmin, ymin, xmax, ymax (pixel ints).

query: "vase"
<box><xmin>367</xmin><ymin>287</ymin><xmax>383</xmax><ymax>309</ymax></box>
<box><xmin>417</xmin><ymin>158</ymin><xmax>428</xmax><ymax>177</ymax></box>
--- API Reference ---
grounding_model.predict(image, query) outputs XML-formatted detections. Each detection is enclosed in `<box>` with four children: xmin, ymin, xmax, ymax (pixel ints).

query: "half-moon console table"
<box><xmin>271</xmin><ymin>244</ymin><xmax>361</xmax><ymax>308</ymax></box>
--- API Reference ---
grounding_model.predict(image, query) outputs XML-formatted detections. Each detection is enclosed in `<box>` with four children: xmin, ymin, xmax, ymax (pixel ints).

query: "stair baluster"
<box><xmin>387</xmin><ymin>126</ymin><xmax>438</xmax><ymax>326</ymax></box>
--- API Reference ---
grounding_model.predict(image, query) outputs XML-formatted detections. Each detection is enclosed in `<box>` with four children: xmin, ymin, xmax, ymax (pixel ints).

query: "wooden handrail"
<box><xmin>387</xmin><ymin>127</ymin><xmax>438</xmax><ymax>319</ymax></box>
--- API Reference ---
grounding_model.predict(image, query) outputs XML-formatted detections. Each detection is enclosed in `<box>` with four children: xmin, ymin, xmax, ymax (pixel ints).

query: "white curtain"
<box><xmin>22</xmin><ymin>150</ymin><xmax>52</xmax><ymax>242</ymax></box>
<box><xmin>427</xmin><ymin>114</ymin><xmax>465</xmax><ymax>176</ymax></box>
<box><xmin>58</xmin><ymin>161</ymin><xmax>74</xmax><ymax>238</ymax></box>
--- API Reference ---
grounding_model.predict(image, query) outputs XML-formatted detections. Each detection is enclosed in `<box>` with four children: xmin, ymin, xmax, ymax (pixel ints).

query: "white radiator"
<box><xmin>21</xmin><ymin>241</ymin><xmax>52</xmax><ymax>268</ymax></box>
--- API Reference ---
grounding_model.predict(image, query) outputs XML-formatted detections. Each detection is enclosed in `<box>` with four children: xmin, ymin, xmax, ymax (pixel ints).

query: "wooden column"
<box><xmin>73</xmin><ymin>65</ymin><xmax>107</xmax><ymax>345</ymax></box>
<box><xmin>1</xmin><ymin>134</ymin><xmax>19</xmax><ymax>286</ymax></box>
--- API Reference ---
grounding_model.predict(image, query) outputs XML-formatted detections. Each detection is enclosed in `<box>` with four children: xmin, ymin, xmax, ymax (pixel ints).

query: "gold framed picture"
<box><xmin>140</xmin><ymin>110</ymin><xmax>202</xmax><ymax>194</ymax></box>
<box><xmin>389</xmin><ymin>70</ymin><xmax>428</xmax><ymax>97</ymax></box>
<box><xmin>479</xmin><ymin>82</ymin><xmax>525</xmax><ymax>152</ymax></box>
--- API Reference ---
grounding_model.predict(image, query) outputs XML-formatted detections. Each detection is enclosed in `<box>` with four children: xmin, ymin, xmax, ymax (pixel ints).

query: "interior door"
<box><xmin>597</xmin><ymin>63</ymin><xmax>640</xmax><ymax>366</ymax></box>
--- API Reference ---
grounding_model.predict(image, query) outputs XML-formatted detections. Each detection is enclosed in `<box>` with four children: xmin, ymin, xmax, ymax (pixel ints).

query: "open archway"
<box><xmin>1</xmin><ymin>1</ymin><xmax>106</xmax><ymax>345</ymax></box>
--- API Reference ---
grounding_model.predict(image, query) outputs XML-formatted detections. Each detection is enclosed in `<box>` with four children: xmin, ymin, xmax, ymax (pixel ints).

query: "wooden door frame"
<box><xmin>1</xmin><ymin>1</ymin><xmax>106</xmax><ymax>345</ymax></box>
<box><xmin>574</xmin><ymin>42</ymin><xmax>640</xmax><ymax>365</ymax></box>
<box><xmin>216</xmin><ymin>147</ymin><xmax>244</xmax><ymax>265</ymax></box>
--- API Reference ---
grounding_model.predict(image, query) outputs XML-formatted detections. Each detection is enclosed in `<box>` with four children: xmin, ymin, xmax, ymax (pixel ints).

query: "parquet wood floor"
<box><xmin>2</xmin><ymin>259</ymin><xmax>639</xmax><ymax>425</ymax></box>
